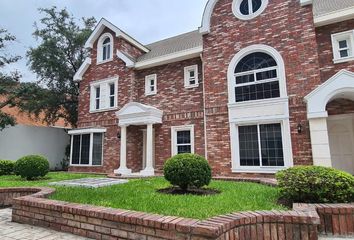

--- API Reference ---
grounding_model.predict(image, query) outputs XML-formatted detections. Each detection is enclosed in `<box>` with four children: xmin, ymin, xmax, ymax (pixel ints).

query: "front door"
<box><xmin>328</xmin><ymin>114</ymin><xmax>354</xmax><ymax>174</ymax></box>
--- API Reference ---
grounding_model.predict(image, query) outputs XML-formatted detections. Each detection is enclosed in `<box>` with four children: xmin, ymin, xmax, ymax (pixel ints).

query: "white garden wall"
<box><xmin>0</xmin><ymin>125</ymin><xmax>70</xmax><ymax>170</ymax></box>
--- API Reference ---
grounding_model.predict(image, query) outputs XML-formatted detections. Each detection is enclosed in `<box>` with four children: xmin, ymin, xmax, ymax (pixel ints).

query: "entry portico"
<box><xmin>114</xmin><ymin>102</ymin><xmax>163</xmax><ymax>176</ymax></box>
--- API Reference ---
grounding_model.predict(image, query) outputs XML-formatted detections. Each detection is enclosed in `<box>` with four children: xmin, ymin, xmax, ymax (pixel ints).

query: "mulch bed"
<box><xmin>157</xmin><ymin>187</ymin><xmax>221</xmax><ymax>196</ymax></box>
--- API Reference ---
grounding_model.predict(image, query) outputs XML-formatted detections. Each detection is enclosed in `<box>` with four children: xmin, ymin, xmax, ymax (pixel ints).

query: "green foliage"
<box><xmin>20</xmin><ymin>7</ymin><xmax>96</xmax><ymax>127</ymax></box>
<box><xmin>14</xmin><ymin>155</ymin><xmax>50</xmax><ymax>180</ymax></box>
<box><xmin>0</xmin><ymin>160</ymin><xmax>15</xmax><ymax>176</ymax></box>
<box><xmin>164</xmin><ymin>154</ymin><xmax>212</xmax><ymax>190</ymax></box>
<box><xmin>276</xmin><ymin>166</ymin><xmax>354</xmax><ymax>203</ymax></box>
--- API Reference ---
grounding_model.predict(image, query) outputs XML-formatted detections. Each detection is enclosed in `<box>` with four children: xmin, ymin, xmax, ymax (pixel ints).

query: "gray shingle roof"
<box><xmin>313</xmin><ymin>0</ymin><xmax>354</xmax><ymax>17</ymax></box>
<box><xmin>137</xmin><ymin>30</ymin><xmax>203</xmax><ymax>62</ymax></box>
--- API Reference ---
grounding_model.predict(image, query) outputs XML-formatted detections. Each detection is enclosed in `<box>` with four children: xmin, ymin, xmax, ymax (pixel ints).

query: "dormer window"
<box><xmin>97</xmin><ymin>33</ymin><xmax>114</xmax><ymax>64</ymax></box>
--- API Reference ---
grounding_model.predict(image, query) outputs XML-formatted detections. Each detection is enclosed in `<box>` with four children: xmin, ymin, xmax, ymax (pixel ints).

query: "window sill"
<box><xmin>145</xmin><ymin>92</ymin><xmax>157</xmax><ymax>96</ymax></box>
<box><xmin>90</xmin><ymin>107</ymin><xmax>118</xmax><ymax>113</ymax></box>
<box><xmin>96</xmin><ymin>58</ymin><xmax>113</xmax><ymax>65</ymax></box>
<box><xmin>184</xmin><ymin>84</ymin><xmax>199</xmax><ymax>89</ymax></box>
<box><xmin>232</xmin><ymin>167</ymin><xmax>287</xmax><ymax>174</ymax></box>
<box><xmin>70</xmin><ymin>164</ymin><xmax>103</xmax><ymax>167</ymax></box>
<box><xmin>333</xmin><ymin>56</ymin><xmax>354</xmax><ymax>64</ymax></box>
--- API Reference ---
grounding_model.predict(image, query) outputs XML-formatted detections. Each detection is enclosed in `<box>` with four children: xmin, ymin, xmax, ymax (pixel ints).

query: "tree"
<box><xmin>23</xmin><ymin>7</ymin><xmax>96</xmax><ymax>127</ymax></box>
<box><xmin>0</xmin><ymin>28</ymin><xmax>22</xmax><ymax>130</ymax></box>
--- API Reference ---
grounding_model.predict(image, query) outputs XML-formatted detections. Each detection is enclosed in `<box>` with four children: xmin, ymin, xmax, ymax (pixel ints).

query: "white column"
<box><xmin>114</xmin><ymin>125</ymin><xmax>132</xmax><ymax>175</ymax></box>
<box><xmin>309</xmin><ymin>117</ymin><xmax>332</xmax><ymax>167</ymax></box>
<box><xmin>141</xmin><ymin>123</ymin><xmax>155</xmax><ymax>176</ymax></box>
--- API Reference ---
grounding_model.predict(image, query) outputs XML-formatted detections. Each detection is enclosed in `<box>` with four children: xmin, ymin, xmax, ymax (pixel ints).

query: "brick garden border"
<box><xmin>0</xmin><ymin>187</ymin><xmax>353</xmax><ymax>239</ymax></box>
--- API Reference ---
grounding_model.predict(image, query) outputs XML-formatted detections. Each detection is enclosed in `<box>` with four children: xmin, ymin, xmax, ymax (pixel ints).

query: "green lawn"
<box><xmin>0</xmin><ymin>173</ymin><xmax>285</xmax><ymax>219</ymax></box>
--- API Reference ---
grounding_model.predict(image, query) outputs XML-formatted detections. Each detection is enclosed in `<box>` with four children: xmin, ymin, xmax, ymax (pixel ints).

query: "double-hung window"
<box><xmin>69</xmin><ymin>129</ymin><xmax>105</xmax><ymax>166</ymax></box>
<box><xmin>145</xmin><ymin>74</ymin><xmax>157</xmax><ymax>96</ymax></box>
<box><xmin>171</xmin><ymin>125</ymin><xmax>195</xmax><ymax>156</ymax></box>
<box><xmin>331</xmin><ymin>30</ymin><xmax>354</xmax><ymax>63</ymax></box>
<box><xmin>90</xmin><ymin>77</ymin><xmax>118</xmax><ymax>112</ymax></box>
<box><xmin>238</xmin><ymin>123</ymin><xmax>284</xmax><ymax>168</ymax></box>
<box><xmin>184</xmin><ymin>65</ymin><xmax>199</xmax><ymax>88</ymax></box>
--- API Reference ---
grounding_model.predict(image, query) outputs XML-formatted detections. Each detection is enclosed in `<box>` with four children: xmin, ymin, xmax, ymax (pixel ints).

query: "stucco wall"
<box><xmin>0</xmin><ymin>125</ymin><xmax>70</xmax><ymax>170</ymax></box>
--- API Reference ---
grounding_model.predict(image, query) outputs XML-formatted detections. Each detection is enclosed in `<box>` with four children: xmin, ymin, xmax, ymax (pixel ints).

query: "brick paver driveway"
<box><xmin>0</xmin><ymin>208</ymin><xmax>88</xmax><ymax>240</ymax></box>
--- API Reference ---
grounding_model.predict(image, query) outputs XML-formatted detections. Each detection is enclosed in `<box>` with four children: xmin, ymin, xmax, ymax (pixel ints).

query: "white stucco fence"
<box><xmin>0</xmin><ymin>125</ymin><xmax>70</xmax><ymax>170</ymax></box>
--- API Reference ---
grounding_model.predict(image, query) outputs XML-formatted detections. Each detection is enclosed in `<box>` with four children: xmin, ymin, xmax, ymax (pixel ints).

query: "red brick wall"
<box><xmin>316</xmin><ymin>19</ymin><xmax>354</xmax><ymax>82</ymax></box>
<box><xmin>327</xmin><ymin>99</ymin><xmax>354</xmax><ymax>116</ymax></box>
<box><xmin>202</xmin><ymin>0</ymin><xmax>322</xmax><ymax>175</ymax></box>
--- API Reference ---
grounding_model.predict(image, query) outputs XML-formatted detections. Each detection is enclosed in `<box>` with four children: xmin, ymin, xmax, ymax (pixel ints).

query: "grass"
<box><xmin>0</xmin><ymin>173</ymin><xmax>286</xmax><ymax>219</ymax></box>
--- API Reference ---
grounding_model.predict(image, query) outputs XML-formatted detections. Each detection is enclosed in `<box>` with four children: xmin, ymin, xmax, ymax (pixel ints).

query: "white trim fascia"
<box><xmin>117</xmin><ymin>50</ymin><xmax>135</xmax><ymax>68</ymax></box>
<box><xmin>116</xmin><ymin>102</ymin><xmax>163</xmax><ymax>126</ymax></box>
<box><xmin>300</xmin><ymin>0</ymin><xmax>312</xmax><ymax>6</ymax></box>
<box><xmin>85</xmin><ymin>18</ymin><xmax>149</xmax><ymax>53</ymax></box>
<box><xmin>199</xmin><ymin>0</ymin><xmax>218</xmax><ymax>34</ymax></box>
<box><xmin>314</xmin><ymin>7</ymin><xmax>354</xmax><ymax>27</ymax></box>
<box><xmin>68</xmin><ymin>128</ymin><xmax>107</xmax><ymax>135</ymax></box>
<box><xmin>135</xmin><ymin>46</ymin><xmax>203</xmax><ymax>70</ymax></box>
<box><xmin>73</xmin><ymin>58</ymin><xmax>91</xmax><ymax>82</ymax></box>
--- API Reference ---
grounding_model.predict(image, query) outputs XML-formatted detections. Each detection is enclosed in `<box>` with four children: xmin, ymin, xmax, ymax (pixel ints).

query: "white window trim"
<box><xmin>97</xmin><ymin>33</ymin><xmax>114</xmax><ymax>65</ymax></box>
<box><xmin>184</xmin><ymin>65</ymin><xmax>199</xmax><ymax>88</ymax></box>
<box><xmin>230</xmin><ymin>119</ymin><xmax>293</xmax><ymax>173</ymax></box>
<box><xmin>69</xmin><ymin>129</ymin><xmax>106</xmax><ymax>167</ymax></box>
<box><xmin>232</xmin><ymin>0</ymin><xmax>269</xmax><ymax>20</ymax></box>
<box><xmin>171</xmin><ymin>125</ymin><xmax>195</xmax><ymax>156</ymax></box>
<box><xmin>90</xmin><ymin>76</ymin><xmax>118</xmax><ymax>113</ymax></box>
<box><xmin>331</xmin><ymin>30</ymin><xmax>354</xmax><ymax>64</ymax></box>
<box><xmin>145</xmin><ymin>74</ymin><xmax>157</xmax><ymax>96</ymax></box>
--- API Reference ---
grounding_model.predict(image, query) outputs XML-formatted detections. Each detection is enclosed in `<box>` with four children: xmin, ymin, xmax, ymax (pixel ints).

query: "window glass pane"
<box><xmin>96</xmin><ymin>87</ymin><xmax>100</xmax><ymax>98</ymax></box>
<box><xmin>80</xmin><ymin>134</ymin><xmax>90</xmax><ymax>165</ymax></box>
<box><xmin>177</xmin><ymin>131</ymin><xmax>191</xmax><ymax>144</ymax></box>
<box><xmin>92</xmin><ymin>133</ymin><xmax>103</xmax><ymax>166</ymax></box>
<box><xmin>103</xmin><ymin>38</ymin><xmax>110</xmax><ymax>44</ymax></box>
<box><xmin>238</xmin><ymin>125</ymin><xmax>260</xmax><ymax>166</ymax></box>
<box><xmin>235</xmin><ymin>81</ymin><xmax>280</xmax><ymax>102</ymax></box>
<box><xmin>103</xmin><ymin>46</ymin><xmax>107</xmax><ymax>60</ymax></box>
<box><xmin>340</xmin><ymin>50</ymin><xmax>349</xmax><ymax>58</ymax></box>
<box><xmin>106</xmin><ymin>45</ymin><xmax>111</xmax><ymax>59</ymax></box>
<box><xmin>339</xmin><ymin>40</ymin><xmax>348</xmax><ymax>49</ymax></box>
<box><xmin>72</xmin><ymin>135</ymin><xmax>80</xmax><ymax>164</ymax></box>
<box><xmin>150</xmin><ymin>86</ymin><xmax>155</xmax><ymax>92</ymax></box>
<box><xmin>256</xmin><ymin>69</ymin><xmax>277</xmax><ymax>81</ymax></box>
<box><xmin>150</xmin><ymin>79</ymin><xmax>154</xmax><ymax>86</ymax></box>
<box><xmin>252</xmin><ymin>0</ymin><xmax>262</xmax><ymax>12</ymax></box>
<box><xmin>110</xmin><ymin>84</ymin><xmax>115</xmax><ymax>95</ymax></box>
<box><xmin>189</xmin><ymin>79</ymin><xmax>196</xmax><ymax>85</ymax></box>
<box><xmin>189</xmin><ymin>70</ymin><xmax>195</xmax><ymax>78</ymax></box>
<box><xmin>240</xmin><ymin>0</ymin><xmax>249</xmax><ymax>15</ymax></box>
<box><xmin>110</xmin><ymin>96</ymin><xmax>114</xmax><ymax>107</ymax></box>
<box><xmin>236</xmin><ymin>74</ymin><xmax>255</xmax><ymax>84</ymax></box>
<box><xmin>235</xmin><ymin>52</ymin><xmax>277</xmax><ymax>73</ymax></box>
<box><xmin>96</xmin><ymin>99</ymin><xmax>100</xmax><ymax>110</ymax></box>
<box><xmin>260</xmin><ymin>124</ymin><xmax>284</xmax><ymax>166</ymax></box>
<box><xmin>177</xmin><ymin>145</ymin><xmax>191</xmax><ymax>154</ymax></box>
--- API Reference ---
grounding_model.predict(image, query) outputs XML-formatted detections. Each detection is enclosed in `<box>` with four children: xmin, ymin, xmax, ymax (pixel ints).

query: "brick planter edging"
<box><xmin>1</xmin><ymin>187</ymin><xmax>353</xmax><ymax>239</ymax></box>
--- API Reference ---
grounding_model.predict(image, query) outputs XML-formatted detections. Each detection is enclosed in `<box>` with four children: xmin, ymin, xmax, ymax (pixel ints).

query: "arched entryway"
<box><xmin>305</xmin><ymin>70</ymin><xmax>354</xmax><ymax>174</ymax></box>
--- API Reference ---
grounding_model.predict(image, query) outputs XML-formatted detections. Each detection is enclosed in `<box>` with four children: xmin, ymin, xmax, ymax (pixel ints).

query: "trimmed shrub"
<box><xmin>276</xmin><ymin>166</ymin><xmax>354</xmax><ymax>203</ymax></box>
<box><xmin>14</xmin><ymin>155</ymin><xmax>50</xmax><ymax>180</ymax></box>
<box><xmin>163</xmin><ymin>153</ymin><xmax>212</xmax><ymax>190</ymax></box>
<box><xmin>0</xmin><ymin>160</ymin><xmax>15</xmax><ymax>176</ymax></box>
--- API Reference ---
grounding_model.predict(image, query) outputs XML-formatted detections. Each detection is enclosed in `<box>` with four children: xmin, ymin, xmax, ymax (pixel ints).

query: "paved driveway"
<box><xmin>0</xmin><ymin>208</ymin><xmax>88</xmax><ymax>240</ymax></box>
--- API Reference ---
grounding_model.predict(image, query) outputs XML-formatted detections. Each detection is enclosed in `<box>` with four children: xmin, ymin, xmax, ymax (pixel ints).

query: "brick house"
<box><xmin>68</xmin><ymin>0</ymin><xmax>354</xmax><ymax>177</ymax></box>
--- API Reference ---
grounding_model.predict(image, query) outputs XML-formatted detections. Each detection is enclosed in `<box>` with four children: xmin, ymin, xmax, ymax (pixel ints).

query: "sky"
<box><xmin>0</xmin><ymin>0</ymin><xmax>208</xmax><ymax>82</ymax></box>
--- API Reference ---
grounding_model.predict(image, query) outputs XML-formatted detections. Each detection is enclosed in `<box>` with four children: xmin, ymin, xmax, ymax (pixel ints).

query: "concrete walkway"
<box><xmin>0</xmin><ymin>208</ymin><xmax>88</xmax><ymax>240</ymax></box>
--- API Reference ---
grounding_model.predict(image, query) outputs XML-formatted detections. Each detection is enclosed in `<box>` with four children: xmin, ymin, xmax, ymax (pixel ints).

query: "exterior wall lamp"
<box><xmin>297</xmin><ymin>123</ymin><xmax>303</xmax><ymax>134</ymax></box>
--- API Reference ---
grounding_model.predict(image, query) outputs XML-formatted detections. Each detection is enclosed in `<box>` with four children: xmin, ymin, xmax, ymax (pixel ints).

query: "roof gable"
<box><xmin>85</xmin><ymin>18</ymin><xmax>149</xmax><ymax>53</ymax></box>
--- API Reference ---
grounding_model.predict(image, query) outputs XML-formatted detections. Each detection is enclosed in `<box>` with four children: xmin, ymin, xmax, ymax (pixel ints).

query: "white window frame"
<box><xmin>232</xmin><ymin>0</ymin><xmax>268</xmax><ymax>20</ymax></box>
<box><xmin>331</xmin><ymin>30</ymin><xmax>354</xmax><ymax>64</ymax></box>
<box><xmin>69</xmin><ymin>128</ymin><xmax>106</xmax><ymax>167</ymax></box>
<box><xmin>171</xmin><ymin>125</ymin><xmax>195</xmax><ymax>156</ymax></box>
<box><xmin>230</xmin><ymin>119</ymin><xmax>292</xmax><ymax>173</ymax></box>
<box><xmin>97</xmin><ymin>33</ymin><xmax>114</xmax><ymax>64</ymax></box>
<box><xmin>90</xmin><ymin>76</ymin><xmax>118</xmax><ymax>113</ymax></box>
<box><xmin>145</xmin><ymin>74</ymin><xmax>157</xmax><ymax>96</ymax></box>
<box><xmin>184</xmin><ymin>65</ymin><xmax>199</xmax><ymax>88</ymax></box>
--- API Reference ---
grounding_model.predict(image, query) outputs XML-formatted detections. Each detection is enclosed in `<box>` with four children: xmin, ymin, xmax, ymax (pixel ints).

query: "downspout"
<box><xmin>200</xmin><ymin>53</ymin><xmax>208</xmax><ymax>160</ymax></box>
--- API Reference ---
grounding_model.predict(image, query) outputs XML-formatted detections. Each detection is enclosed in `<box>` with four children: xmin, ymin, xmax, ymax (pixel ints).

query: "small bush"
<box><xmin>163</xmin><ymin>153</ymin><xmax>212</xmax><ymax>190</ymax></box>
<box><xmin>0</xmin><ymin>160</ymin><xmax>15</xmax><ymax>176</ymax></box>
<box><xmin>14</xmin><ymin>155</ymin><xmax>50</xmax><ymax>180</ymax></box>
<box><xmin>276</xmin><ymin>166</ymin><xmax>354</xmax><ymax>204</ymax></box>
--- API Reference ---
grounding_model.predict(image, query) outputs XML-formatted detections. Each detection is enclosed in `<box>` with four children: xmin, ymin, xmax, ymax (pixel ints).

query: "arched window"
<box><xmin>234</xmin><ymin>52</ymin><xmax>280</xmax><ymax>103</ymax></box>
<box><xmin>102</xmin><ymin>37</ymin><xmax>111</xmax><ymax>61</ymax></box>
<box><xmin>97</xmin><ymin>33</ymin><xmax>113</xmax><ymax>64</ymax></box>
<box><xmin>233</xmin><ymin>0</ymin><xmax>268</xmax><ymax>20</ymax></box>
